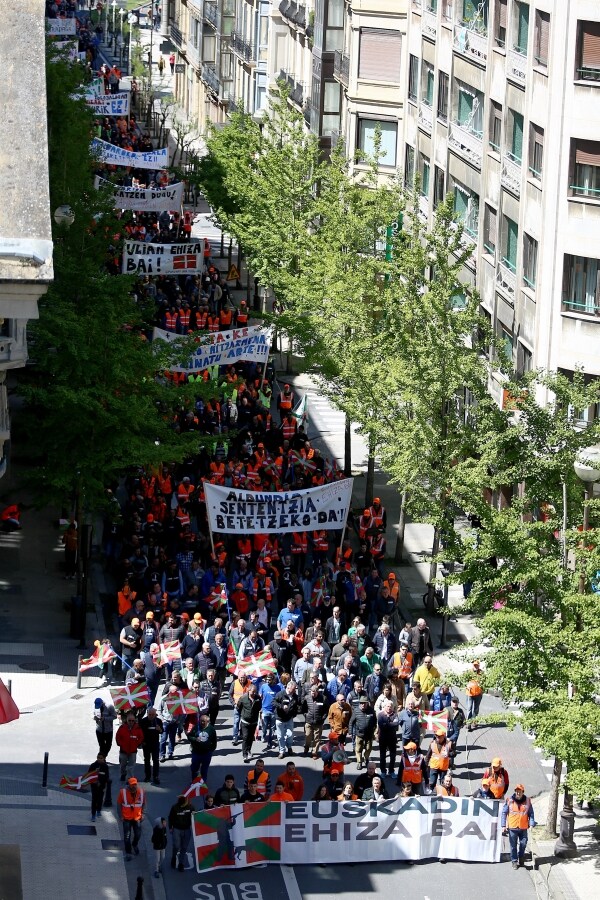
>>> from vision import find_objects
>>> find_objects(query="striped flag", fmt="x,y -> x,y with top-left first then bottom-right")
79,642 -> 117,672
226,642 -> 240,674
194,807 -> 237,872
418,709 -> 449,733
164,688 -> 200,715
243,800 -> 282,865
151,641 -> 181,666
110,682 -> 150,711
234,649 -> 277,679
182,776 -> 209,799
60,770 -> 99,791
291,393 -> 308,425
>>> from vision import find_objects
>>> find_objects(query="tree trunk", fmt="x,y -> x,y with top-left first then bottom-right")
364,446 -> 375,508
426,526 -> 440,615
394,490 -> 407,563
544,757 -> 562,837
344,414 -> 352,477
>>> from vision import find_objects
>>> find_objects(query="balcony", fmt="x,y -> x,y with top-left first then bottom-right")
508,49 -> 526,85
448,122 -> 483,168
333,50 -> 349,87
303,98 -> 311,126
225,93 -> 240,114
423,8 -> 437,40
278,69 -> 304,109
203,1 -> 221,31
453,24 -> 488,64
201,63 -> 220,95
278,0 -> 307,30
419,193 -> 430,219
418,101 -> 433,133
497,260 -> 516,299
230,33 -> 256,66
170,22 -> 184,50
186,40 -> 202,72
501,153 -> 521,196
412,0 -> 422,11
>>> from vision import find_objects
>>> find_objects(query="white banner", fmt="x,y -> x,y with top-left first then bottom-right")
204,479 -> 353,535
52,39 -> 78,61
92,138 -> 169,170
193,797 -> 502,871
95,177 -> 184,211
123,241 -> 204,275
86,93 -> 131,116
46,18 -> 77,36
153,325 -> 271,369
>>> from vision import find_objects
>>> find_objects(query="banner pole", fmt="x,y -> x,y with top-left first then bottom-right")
209,526 -> 216,562
337,520 -> 348,570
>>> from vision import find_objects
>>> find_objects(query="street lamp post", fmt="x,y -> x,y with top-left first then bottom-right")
111,0 -> 117,45
554,445 -> 600,858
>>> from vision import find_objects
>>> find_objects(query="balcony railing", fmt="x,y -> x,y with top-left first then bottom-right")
423,9 -> 437,39
203,2 -> 221,31
186,40 -> 202,71
562,296 -> 600,317
496,260 -> 517,298
419,193 -> 430,218
501,153 -> 521,196
453,24 -> 488,63
201,63 -> 220,95
412,0 -> 422,11
448,122 -> 483,168
303,98 -> 311,125
279,1 -> 307,29
278,69 -> 304,109
224,92 -> 239,114
508,49 -> 526,84
577,66 -> 600,82
418,101 -> 433,133
170,22 -> 184,49
333,50 -> 349,86
230,33 -> 256,65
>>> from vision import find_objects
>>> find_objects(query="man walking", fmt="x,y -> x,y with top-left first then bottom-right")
274,681 -> 300,758
116,713 -> 144,782
168,794 -> 195,872
141,707 -> 163,785
118,777 -> 146,861
237,682 -> 262,763
502,784 -> 536,869
93,697 -> 117,757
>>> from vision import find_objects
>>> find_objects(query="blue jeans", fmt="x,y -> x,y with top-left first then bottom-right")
261,711 -> 275,747
232,707 -> 241,742
160,722 -> 178,757
508,828 -> 528,862
191,752 -> 212,782
276,720 -> 294,753
171,827 -> 192,865
467,694 -> 482,723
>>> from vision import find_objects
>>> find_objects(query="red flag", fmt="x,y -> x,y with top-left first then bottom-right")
173,253 -> 199,270
60,770 -> 99,791
226,642 -> 239,674
0,678 -> 19,724
164,688 -> 199,715
235,649 -> 277,679
151,641 -> 181,666
110,682 -> 150,711
418,709 -> 448,732
182,775 -> 209,799
79,643 -> 117,672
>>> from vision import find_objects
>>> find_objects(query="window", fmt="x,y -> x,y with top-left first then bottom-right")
422,62 -> 434,105
534,10 -> 550,68
562,254 -> 600,315
325,0 -> 344,52
437,71 -> 449,120
489,100 -> 502,151
499,325 -> 514,362
358,119 -> 397,166
408,54 -> 419,101
570,139 -> 600,198
323,81 -> 341,137
405,144 -> 416,187
420,154 -> 431,196
434,166 -> 446,205
508,109 -> 524,163
462,0 -> 488,30
502,216 -> 519,272
514,2 -> 529,55
442,0 -> 453,22
529,124 -> 543,178
484,204 -> 497,256
577,21 -> 600,82
456,81 -> 483,135
452,181 -> 479,238
516,342 -> 533,376
495,0 -> 507,48
523,234 -> 538,288
359,29 -> 402,82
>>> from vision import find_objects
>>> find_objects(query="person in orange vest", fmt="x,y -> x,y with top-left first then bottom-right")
482,757 -> 510,798
236,537 -> 252,565
395,741 -> 427,793
253,568 -> 274,607
358,508 -> 374,542
219,305 -> 233,328
369,497 -> 387,529
436,772 -> 459,796
164,307 -> 178,332
290,531 -> 307,572
384,573 -> 400,603
389,642 -> 413,703
176,476 -> 194,503
281,413 -> 297,443
277,384 -> 294,422
207,311 -> 220,332
276,761 -> 304,800
425,728 -> 452,790
312,530 -> 329,564
236,300 -> 249,326
118,776 -> 146,861
157,467 -> 173,502
195,305 -> 209,330
231,582 -> 250,616
177,304 -> 192,334
465,659 -> 484,730
118,580 -> 136,623
268,781 -> 294,803
370,530 -> 386,571
501,784 -> 536,869
243,759 -> 272,797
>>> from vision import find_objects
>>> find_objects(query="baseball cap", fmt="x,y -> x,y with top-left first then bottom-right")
405,741 -> 417,750
515,784 -> 525,791
146,611 -> 154,619
128,777 -> 138,786
492,757 -> 502,767
94,698 -> 103,708
328,732 -> 339,741
482,778 -> 491,785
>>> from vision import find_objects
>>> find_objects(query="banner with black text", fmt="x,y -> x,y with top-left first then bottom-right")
152,325 -> 272,369
124,241 -> 204,275
92,138 -> 169,171
204,480 -> 353,535
95,177 -> 184,211
86,93 -> 131,116
46,18 -> 77,35
193,797 -> 502,871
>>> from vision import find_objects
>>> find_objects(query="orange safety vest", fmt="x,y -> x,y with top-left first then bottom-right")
237,307 -> 248,325
158,474 -> 173,495
237,539 -> 252,560
177,482 -> 194,501
466,678 -> 483,696
247,770 -> 269,796
506,798 -> 532,830
429,739 -> 450,770
176,506 -> 190,527
231,680 -> 249,704
313,530 -> 329,552
282,418 -> 297,441
253,577 -> 273,604
370,504 -> 385,527
359,514 -> 373,540
384,580 -> 400,602
178,310 -> 191,331
164,311 -> 178,331
401,754 -> 424,783
291,532 -> 307,554
391,650 -> 413,679
436,784 -> 459,796
118,787 -> 145,820
371,534 -> 385,557
208,315 -> 220,333
220,309 -> 233,328
196,311 -> 208,330
483,768 -> 507,798
279,393 -> 293,411
118,589 -> 136,616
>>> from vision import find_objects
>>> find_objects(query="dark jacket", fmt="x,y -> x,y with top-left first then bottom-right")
302,692 -> 327,725
141,714 -> 163,749
88,759 -> 109,789
410,625 -> 434,659
274,689 -> 300,722
168,800 -> 194,830
152,818 -> 168,849
214,785 -> 241,807
188,723 -> 217,755
349,707 -> 377,738
236,692 -> 262,725
398,708 -> 422,744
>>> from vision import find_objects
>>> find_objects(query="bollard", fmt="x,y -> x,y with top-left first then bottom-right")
135,876 -> 144,900
7,679 -> 11,696
42,751 -> 49,787
76,655 -> 83,690
104,777 -> 113,808
220,232 -> 224,258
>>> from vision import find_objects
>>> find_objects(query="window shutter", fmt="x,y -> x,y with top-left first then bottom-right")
575,140 -> 600,166
498,0 -> 507,28
487,206 -> 497,245
582,22 -> 600,68
536,12 -> 550,62
359,29 -> 402,81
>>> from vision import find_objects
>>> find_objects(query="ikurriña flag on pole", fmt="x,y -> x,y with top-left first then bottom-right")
60,770 -> 99,791
109,682 -> 150,710
182,776 -> 209,799
226,642 -> 240,674
79,642 -> 117,672
151,640 -> 181,666
164,688 -> 200,715
242,800 -> 282,864
194,807 -> 238,872
418,709 -> 449,732
234,649 -> 277,679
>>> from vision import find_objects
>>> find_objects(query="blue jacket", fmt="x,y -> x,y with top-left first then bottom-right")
431,688 -> 452,712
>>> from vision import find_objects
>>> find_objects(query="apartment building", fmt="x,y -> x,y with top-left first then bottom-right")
0,1 -> 53,478
404,0 -> 600,408
266,1 -> 314,129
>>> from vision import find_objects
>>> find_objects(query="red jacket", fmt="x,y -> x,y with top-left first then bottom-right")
116,722 -> 144,754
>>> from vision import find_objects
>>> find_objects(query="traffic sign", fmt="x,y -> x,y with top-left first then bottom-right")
226,264 -> 240,281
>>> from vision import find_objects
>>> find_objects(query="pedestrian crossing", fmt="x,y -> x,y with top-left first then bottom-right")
506,701 -> 561,782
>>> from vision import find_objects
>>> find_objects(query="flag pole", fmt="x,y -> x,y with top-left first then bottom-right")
208,525 -> 216,562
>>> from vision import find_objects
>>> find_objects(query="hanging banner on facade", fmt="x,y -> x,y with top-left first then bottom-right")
86,92 -> 131,116
123,241 -> 204,275
46,18 -> 77,36
204,479 -> 354,535
92,138 -> 169,171
95,177 -> 184,211
152,325 -> 272,369
193,797 -> 502,871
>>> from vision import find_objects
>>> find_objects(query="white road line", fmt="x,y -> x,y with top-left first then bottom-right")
281,865 -> 303,900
